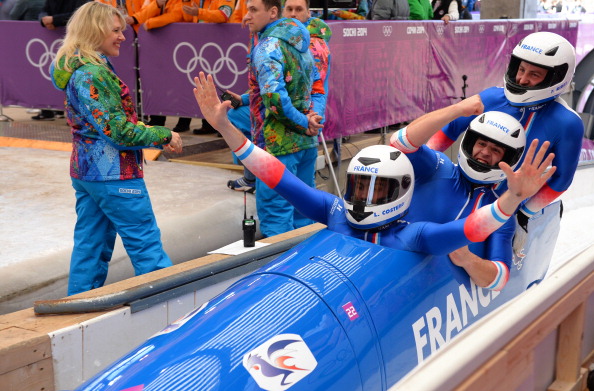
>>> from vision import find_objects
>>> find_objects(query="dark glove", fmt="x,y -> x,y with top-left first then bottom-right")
516,210 -> 529,232
513,210 -> 530,256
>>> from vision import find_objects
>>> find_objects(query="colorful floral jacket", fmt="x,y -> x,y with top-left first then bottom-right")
51,55 -> 172,181
306,17 -> 331,121
248,18 -> 321,157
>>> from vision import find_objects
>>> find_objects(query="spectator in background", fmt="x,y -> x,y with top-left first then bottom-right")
176,0 -> 235,134
225,0 -> 331,193
9,0 -> 44,20
39,0 -> 89,29
125,0 -> 188,131
458,0 -> 473,18
125,0 -> 183,31
538,0 -> 557,13
96,0 -> 150,31
571,0 -> 586,13
330,0 -> 369,19
32,0 -> 89,120
370,0 -> 409,19
229,0 -> 247,21
0,0 -> 17,19
237,0 -> 324,237
432,0 -> 460,24
309,0 -> 369,19
407,0 -> 432,19
552,0 -> 565,12
192,0 -> 248,136
181,0 -> 234,22
51,1 -> 182,294
461,0 -> 475,11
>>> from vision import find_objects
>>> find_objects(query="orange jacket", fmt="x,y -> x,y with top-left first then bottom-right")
229,0 -> 247,23
182,0 -> 235,23
95,0 -> 149,15
132,0 -> 184,30
95,0 -> 150,31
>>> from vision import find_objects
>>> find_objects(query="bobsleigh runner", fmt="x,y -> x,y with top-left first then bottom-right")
76,202 -> 562,391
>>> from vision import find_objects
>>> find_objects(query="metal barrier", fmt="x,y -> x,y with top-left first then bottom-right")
33,231 -> 317,315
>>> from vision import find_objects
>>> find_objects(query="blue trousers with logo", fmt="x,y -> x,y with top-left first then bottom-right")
256,147 -> 317,237
69,178 -> 172,295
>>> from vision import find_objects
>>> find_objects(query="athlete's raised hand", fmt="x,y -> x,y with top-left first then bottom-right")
393,94 -> 484,149
193,72 -> 246,151
498,139 -> 556,215
193,72 -> 233,132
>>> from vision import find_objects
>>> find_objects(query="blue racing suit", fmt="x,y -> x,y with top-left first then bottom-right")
233,139 -> 515,255
428,87 -> 583,218
228,104 -> 252,167
391,137 -> 514,290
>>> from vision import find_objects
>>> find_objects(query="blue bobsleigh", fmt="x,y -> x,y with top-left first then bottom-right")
76,203 -> 561,391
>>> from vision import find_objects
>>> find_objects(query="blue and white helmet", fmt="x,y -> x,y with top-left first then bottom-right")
458,111 -> 526,184
504,31 -> 576,106
344,145 -> 414,230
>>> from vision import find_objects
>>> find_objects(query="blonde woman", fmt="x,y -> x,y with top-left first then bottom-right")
51,1 -> 182,295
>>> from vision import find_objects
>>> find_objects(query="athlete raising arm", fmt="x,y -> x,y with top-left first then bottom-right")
391,95 -> 524,290
193,72 -> 555,257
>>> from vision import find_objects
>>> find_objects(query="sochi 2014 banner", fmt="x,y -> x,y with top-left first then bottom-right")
0,19 -> 582,141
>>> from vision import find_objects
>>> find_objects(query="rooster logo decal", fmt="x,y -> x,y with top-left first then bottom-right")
243,333 -> 318,390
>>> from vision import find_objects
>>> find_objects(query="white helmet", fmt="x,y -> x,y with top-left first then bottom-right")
344,145 -> 414,230
504,31 -> 576,106
458,111 -> 526,184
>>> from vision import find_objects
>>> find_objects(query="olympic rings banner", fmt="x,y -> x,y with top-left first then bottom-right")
0,21 -> 136,110
0,19 -> 583,140
138,23 -> 249,118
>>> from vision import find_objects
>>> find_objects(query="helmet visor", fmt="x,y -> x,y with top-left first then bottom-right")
344,175 -> 403,206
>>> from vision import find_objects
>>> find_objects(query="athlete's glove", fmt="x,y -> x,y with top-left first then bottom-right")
512,210 -> 530,256
516,210 -> 529,232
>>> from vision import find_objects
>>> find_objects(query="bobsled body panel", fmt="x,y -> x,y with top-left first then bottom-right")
78,209 -> 560,391
81,271 -> 365,390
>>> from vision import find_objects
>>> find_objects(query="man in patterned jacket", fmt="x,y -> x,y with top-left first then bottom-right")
240,0 -> 324,237
283,0 -> 331,118
226,0 -> 331,196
